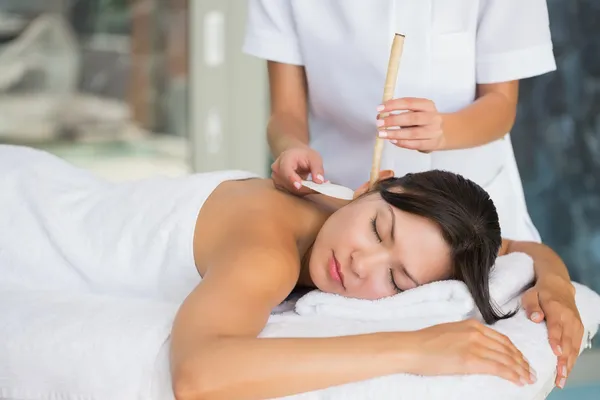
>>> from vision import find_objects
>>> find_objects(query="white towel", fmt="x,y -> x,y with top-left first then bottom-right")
0,288 -> 180,400
1,253 -> 599,400
294,252 -> 535,321
262,282 -> 600,400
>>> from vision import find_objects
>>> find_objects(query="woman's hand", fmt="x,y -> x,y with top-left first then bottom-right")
271,145 -> 326,196
376,97 -> 446,152
521,278 -> 584,389
407,319 -> 536,386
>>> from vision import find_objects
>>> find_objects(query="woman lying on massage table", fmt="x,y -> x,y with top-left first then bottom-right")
171,169 -> 582,400
0,146 -> 579,399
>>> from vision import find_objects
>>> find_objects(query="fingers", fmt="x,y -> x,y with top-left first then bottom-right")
478,325 -> 529,370
547,318 -> 563,358
306,153 -> 325,184
466,321 -> 535,386
379,97 -> 436,113
521,289 -> 545,323
377,111 -> 441,130
477,350 -> 535,387
569,321 -> 584,372
546,317 -> 567,388
389,138 -> 438,152
378,127 -> 436,141
556,318 -> 584,388
275,158 -> 305,190
271,148 -> 327,195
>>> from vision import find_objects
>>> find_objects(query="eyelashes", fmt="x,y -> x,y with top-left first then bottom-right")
372,216 -> 401,292
389,269 -> 402,293
371,216 -> 382,243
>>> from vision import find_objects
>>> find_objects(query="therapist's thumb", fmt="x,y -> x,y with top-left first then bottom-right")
521,288 -> 545,323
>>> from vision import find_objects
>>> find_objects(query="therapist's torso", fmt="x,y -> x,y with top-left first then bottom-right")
244,0 -> 556,240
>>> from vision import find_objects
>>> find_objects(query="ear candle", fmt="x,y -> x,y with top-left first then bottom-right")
369,33 -> 405,189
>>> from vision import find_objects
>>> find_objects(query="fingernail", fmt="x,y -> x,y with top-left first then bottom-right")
377,105 -> 385,112
562,366 -> 567,377
559,377 -> 566,388
293,181 -> 302,190
530,372 -> 537,383
531,312 -> 540,321
530,367 -> 537,378
378,131 -> 387,138
376,120 -> 384,127
557,345 -> 563,355
316,174 -> 324,182
519,377 -> 527,386
390,140 -> 398,144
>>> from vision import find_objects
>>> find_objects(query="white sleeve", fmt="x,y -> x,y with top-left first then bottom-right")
476,0 -> 556,83
242,0 -> 304,66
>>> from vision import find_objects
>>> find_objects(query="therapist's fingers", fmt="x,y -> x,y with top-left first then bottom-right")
377,111 -> 441,130
389,138 -> 439,153
379,97 -> 436,113
272,158 -> 310,194
520,288 -> 545,323
306,152 -> 325,184
378,127 -> 439,141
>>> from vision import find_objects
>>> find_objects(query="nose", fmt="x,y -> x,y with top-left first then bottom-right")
349,248 -> 391,280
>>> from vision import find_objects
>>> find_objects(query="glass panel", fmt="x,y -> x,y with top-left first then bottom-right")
512,0 -> 600,349
0,0 -> 191,181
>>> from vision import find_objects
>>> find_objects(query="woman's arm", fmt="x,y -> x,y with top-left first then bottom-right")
170,223 -> 410,400
266,61 -> 310,157
171,222 -> 530,400
441,81 -> 519,150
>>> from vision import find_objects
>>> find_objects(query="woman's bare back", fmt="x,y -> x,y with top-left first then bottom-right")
191,177 -> 329,280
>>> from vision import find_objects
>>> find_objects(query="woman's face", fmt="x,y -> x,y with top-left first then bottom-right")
309,193 -> 453,299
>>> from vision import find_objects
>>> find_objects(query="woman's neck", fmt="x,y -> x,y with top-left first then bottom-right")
294,196 -> 345,288
297,242 -> 315,287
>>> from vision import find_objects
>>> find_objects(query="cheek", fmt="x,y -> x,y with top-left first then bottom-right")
351,278 -> 396,300
322,209 -> 361,244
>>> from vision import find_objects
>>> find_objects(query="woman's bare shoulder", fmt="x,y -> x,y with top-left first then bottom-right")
192,178 -> 313,276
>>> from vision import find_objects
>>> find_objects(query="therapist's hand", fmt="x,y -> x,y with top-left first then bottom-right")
521,278 -> 584,389
271,145 -> 326,196
376,97 -> 446,152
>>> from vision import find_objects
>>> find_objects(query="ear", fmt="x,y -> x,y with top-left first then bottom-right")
377,169 -> 395,181
352,170 -> 395,199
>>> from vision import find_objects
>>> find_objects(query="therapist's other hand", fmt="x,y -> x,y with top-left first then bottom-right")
376,97 -> 446,152
271,146 -> 326,196
521,279 -> 583,389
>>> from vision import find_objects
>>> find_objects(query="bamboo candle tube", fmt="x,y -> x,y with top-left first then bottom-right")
369,33 -> 405,188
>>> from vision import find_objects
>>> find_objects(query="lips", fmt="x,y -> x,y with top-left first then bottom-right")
329,252 -> 345,288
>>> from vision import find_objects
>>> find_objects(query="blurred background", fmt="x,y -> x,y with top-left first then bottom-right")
0,0 -> 597,398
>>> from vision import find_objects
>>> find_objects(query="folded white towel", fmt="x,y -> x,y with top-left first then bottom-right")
295,252 -> 535,321
262,282 -> 600,400
2,253 -> 598,400
0,288 -> 180,400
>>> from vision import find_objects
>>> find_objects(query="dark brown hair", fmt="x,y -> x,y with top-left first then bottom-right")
373,170 -> 512,324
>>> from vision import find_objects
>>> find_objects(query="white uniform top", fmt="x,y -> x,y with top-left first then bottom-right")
243,0 -> 556,242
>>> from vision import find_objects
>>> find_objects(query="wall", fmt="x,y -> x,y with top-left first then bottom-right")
512,0 -> 600,299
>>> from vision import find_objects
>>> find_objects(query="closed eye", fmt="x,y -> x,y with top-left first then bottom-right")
389,269 -> 402,293
371,216 -> 382,243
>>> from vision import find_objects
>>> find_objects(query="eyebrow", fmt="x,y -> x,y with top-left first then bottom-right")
387,205 -> 396,242
387,205 -> 420,287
